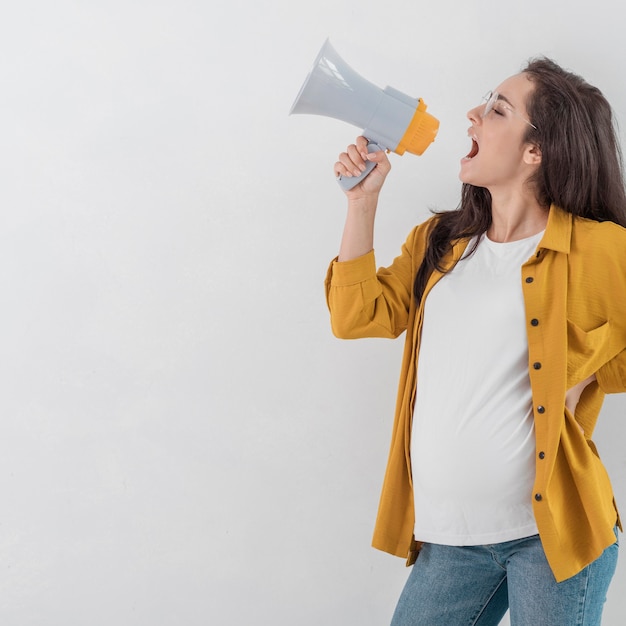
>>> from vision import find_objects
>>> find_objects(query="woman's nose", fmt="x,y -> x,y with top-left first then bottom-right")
467,104 -> 483,124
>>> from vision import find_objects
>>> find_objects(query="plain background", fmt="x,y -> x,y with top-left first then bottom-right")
1,1 -> 625,624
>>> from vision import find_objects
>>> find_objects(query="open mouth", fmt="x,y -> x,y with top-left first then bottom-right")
465,138 -> 479,159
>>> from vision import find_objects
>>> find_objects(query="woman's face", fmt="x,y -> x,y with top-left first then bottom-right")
459,72 -> 539,191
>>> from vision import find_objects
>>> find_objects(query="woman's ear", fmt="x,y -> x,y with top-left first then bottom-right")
524,143 -> 542,166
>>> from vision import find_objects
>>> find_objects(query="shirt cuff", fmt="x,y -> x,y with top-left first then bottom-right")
328,250 -> 377,286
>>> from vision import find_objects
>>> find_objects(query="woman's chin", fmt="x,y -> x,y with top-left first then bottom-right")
459,158 -> 476,184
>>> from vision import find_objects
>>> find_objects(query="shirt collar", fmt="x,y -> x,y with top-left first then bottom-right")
538,204 -> 572,254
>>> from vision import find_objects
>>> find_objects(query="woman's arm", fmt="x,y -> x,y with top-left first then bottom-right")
334,136 -> 391,261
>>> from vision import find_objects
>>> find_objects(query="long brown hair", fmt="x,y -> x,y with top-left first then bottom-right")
413,58 -> 626,303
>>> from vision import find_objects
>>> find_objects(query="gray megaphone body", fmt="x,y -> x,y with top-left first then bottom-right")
289,39 -> 439,190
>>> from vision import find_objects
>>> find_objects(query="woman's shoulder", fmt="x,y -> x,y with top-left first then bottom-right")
571,216 -> 626,260
572,217 -> 626,243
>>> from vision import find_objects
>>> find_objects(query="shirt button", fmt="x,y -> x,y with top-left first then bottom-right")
535,493 -> 543,501
537,405 -> 545,414
533,362 -> 542,370
538,451 -> 545,459
525,277 -> 534,283
530,318 -> 539,326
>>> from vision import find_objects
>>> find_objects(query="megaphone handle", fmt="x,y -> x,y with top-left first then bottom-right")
337,141 -> 385,191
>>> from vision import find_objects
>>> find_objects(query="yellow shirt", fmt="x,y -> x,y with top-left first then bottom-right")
325,204 -> 626,582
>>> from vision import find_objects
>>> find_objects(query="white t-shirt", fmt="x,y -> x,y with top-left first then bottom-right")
411,230 -> 544,545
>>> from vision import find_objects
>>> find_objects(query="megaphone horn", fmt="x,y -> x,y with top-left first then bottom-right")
289,39 -> 439,190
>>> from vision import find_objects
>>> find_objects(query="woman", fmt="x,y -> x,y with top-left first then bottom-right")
326,58 -> 626,624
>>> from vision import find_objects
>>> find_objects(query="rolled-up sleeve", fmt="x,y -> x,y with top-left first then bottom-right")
597,348 -> 626,393
324,223 -> 429,340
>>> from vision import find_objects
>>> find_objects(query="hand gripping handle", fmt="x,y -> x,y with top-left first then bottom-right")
336,141 -> 384,191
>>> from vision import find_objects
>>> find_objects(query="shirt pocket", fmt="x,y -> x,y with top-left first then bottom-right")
567,319 -> 611,384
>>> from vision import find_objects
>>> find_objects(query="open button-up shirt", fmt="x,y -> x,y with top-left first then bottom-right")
325,204 -> 626,582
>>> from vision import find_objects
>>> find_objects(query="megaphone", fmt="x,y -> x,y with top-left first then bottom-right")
289,39 -> 439,190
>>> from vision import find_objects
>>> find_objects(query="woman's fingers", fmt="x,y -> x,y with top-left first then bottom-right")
334,137 -> 391,195
335,143 -> 367,177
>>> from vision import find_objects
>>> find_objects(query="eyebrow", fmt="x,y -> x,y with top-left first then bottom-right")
496,93 -> 516,109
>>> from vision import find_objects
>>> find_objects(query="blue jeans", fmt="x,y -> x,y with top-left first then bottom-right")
390,531 -> 618,625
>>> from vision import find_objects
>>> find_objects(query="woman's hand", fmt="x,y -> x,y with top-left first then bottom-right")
565,374 -> 597,425
334,136 -> 391,198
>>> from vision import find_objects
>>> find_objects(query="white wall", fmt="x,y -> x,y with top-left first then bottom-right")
0,1 -> 625,624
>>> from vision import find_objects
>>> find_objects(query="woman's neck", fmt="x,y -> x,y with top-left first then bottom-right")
488,194 -> 548,243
